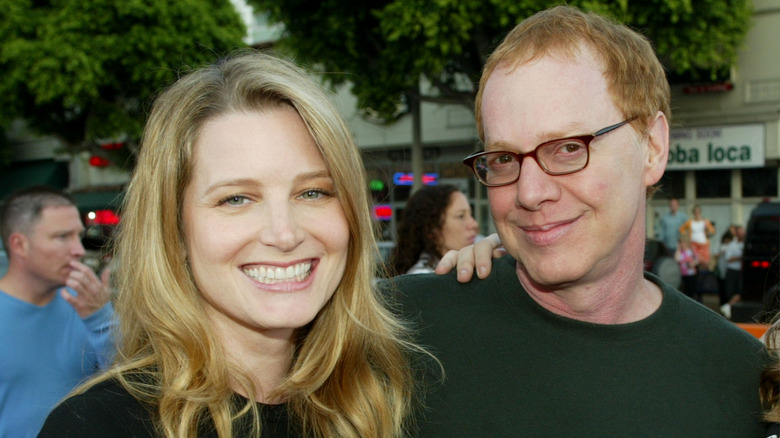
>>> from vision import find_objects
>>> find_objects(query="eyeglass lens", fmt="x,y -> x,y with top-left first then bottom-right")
473,138 -> 589,186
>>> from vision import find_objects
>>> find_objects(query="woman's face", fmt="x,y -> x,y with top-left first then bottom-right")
182,107 -> 349,341
437,191 -> 479,256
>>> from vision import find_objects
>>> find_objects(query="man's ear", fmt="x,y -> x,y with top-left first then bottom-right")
643,111 -> 669,187
8,232 -> 29,259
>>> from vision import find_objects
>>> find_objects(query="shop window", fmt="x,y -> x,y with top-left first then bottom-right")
655,170 -> 686,199
742,167 -> 778,198
695,169 -> 731,198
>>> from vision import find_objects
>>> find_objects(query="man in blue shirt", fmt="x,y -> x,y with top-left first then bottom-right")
658,198 -> 688,252
0,186 -> 115,438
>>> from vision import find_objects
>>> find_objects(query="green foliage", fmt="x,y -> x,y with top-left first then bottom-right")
0,0 -> 247,160
248,0 -> 752,121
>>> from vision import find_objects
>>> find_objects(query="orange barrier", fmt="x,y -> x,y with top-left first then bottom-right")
735,323 -> 770,339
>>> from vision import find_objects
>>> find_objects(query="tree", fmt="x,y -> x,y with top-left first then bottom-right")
248,0 -> 752,121
0,0 -> 247,166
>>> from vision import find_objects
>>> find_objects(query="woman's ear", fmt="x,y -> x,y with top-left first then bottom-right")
643,111 -> 669,188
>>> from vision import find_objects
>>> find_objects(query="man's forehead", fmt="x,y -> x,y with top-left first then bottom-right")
33,205 -> 83,231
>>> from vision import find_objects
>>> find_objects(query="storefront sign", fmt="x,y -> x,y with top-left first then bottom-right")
667,124 -> 765,170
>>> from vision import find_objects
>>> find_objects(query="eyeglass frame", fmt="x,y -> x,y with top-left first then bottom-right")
462,118 -> 637,187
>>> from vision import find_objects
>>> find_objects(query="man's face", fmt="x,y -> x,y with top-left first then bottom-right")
479,48 -> 666,289
670,199 -> 679,213
22,205 -> 85,287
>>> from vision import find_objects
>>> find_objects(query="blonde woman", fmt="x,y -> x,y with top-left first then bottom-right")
39,51 -> 418,437
762,312 -> 780,437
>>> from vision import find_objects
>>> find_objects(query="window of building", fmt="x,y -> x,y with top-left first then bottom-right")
696,169 -> 731,198
742,167 -> 778,198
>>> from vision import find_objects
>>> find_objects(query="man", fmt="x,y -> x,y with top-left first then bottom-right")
658,198 -> 688,252
394,6 -> 768,436
0,186 -> 115,438
721,225 -> 745,318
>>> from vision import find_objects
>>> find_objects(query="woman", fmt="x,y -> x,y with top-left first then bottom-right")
387,185 -> 478,276
678,204 -> 716,270
674,235 -> 699,301
761,313 -> 780,437
38,52 -> 418,437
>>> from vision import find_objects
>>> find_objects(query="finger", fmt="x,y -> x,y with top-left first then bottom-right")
100,266 -> 111,285
60,287 -> 76,305
70,260 -> 100,283
453,246 -> 477,283
68,262 -> 103,295
473,234 -> 501,279
491,247 -> 508,258
435,250 -> 459,275
456,264 -> 476,283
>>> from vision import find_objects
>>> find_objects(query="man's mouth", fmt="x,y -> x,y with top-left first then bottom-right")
243,261 -> 313,285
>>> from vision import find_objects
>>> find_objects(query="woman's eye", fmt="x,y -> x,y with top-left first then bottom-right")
300,189 -> 330,200
221,195 -> 249,206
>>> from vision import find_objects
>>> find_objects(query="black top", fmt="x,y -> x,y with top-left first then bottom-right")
38,378 -> 298,437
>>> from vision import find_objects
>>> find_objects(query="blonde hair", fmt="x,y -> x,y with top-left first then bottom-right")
78,51 -> 416,437
761,306 -> 780,423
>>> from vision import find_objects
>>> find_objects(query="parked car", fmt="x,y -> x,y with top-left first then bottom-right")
741,201 -> 779,321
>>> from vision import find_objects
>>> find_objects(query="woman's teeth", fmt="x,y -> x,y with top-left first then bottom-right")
243,261 -> 312,284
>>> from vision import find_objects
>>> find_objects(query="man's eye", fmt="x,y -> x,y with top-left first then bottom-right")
556,142 -> 585,154
488,153 -> 517,167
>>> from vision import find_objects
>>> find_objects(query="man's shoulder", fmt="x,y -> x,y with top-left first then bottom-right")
671,292 -> 764,350
387,255 -> 515,293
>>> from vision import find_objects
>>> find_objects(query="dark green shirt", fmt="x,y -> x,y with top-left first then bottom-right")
393,256 -> 769,437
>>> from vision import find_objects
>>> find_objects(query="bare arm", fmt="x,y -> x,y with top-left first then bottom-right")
435,233 -> 505,282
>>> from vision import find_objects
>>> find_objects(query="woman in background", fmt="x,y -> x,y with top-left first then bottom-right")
675,235 -> 700,301
39,51 -> 418,438
387,185 -> 478,276
678,204 -> 716,271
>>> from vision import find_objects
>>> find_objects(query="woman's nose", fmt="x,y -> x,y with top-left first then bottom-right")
257,202 -> 305,252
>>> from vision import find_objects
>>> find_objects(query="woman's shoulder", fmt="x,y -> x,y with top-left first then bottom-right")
38,377 -> 156,437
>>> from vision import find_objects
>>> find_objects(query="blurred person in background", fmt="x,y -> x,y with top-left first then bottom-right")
0,185 -> 114,438
658,198 -> 687,253
720,224 -> 745,319
675,235 -> 700,301
387,184 -> 478,276
716,230 -> 734,313
38,51 -> 420,438
679,204 -> 716,271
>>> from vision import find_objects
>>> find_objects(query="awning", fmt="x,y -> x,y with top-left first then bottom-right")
0,160 -> 69,201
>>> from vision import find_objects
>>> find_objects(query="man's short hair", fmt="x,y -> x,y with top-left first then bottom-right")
0,186 -> 76,250
475,5 -> 670,141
